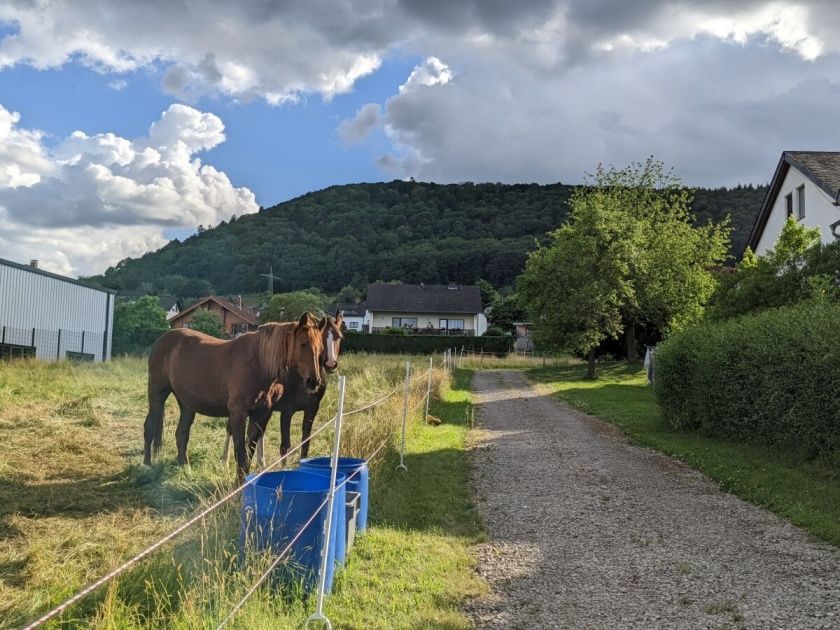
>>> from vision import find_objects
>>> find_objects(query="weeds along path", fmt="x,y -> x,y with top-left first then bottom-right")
466,370 -> 840,629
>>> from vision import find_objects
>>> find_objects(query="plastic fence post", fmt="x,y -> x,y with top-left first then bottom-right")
305,374 -> 346,630
397,361 -> 410,471
424,356 -> 433,423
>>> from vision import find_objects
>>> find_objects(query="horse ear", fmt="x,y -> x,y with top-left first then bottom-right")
319,316 -> 328,330
335,312 -> 344,325
298,312 -> 312,328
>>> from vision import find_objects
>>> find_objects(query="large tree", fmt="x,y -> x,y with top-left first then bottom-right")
112,296 -> 168,355
189,308 -> 226,338
519,158 -> 730,375
261,291 -> 327,323
519,187 -> 630,378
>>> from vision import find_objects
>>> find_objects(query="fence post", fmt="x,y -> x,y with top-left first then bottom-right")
81,330 -> 85,354
459,345 -> 464,368
424,356 -> 433,423
397,360 -> 410,472
31,327 -> 35,348
1,325 -> 5,343
304,374 -> 346,630
56,329 -> 62,360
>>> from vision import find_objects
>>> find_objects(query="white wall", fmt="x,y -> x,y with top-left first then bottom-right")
0,261 -> 115,361
342,315 -> 365,331
756,166 -> 840,255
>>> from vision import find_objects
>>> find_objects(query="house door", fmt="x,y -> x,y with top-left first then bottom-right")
439,318 -> 448,334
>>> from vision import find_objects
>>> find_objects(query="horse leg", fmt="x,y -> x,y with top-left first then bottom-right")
222,428 -> 231,464
300,405 -> 319,459
174,399 -> 196,471
230,410 -> 249,483
247,410 -> 270,469
279,409 -> 293,465
144,383 -> 170,466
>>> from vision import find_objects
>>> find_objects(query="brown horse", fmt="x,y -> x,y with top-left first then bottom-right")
144,313 -> 324,481
225,314 -> 344,466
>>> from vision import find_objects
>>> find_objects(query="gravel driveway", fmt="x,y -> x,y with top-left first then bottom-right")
466,370 -> 840,629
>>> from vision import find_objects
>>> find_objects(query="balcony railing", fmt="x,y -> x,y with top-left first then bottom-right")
371,327 -> 475,336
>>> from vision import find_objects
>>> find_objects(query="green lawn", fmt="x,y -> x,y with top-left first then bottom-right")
528,362 -> 840,547
314,367 -> 486,629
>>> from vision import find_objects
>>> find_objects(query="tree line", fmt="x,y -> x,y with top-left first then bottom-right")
88,180 -> 766,297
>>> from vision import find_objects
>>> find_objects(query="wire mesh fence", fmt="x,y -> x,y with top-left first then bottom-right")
0,323 -> 108,362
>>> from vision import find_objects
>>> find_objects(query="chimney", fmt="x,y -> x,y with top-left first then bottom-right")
29,259 -> 38,269
238,295 -> 243,309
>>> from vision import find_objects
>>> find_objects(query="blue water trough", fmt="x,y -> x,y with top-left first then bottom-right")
299,456 -> 370,532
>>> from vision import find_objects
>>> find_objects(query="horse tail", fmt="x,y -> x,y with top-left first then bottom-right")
144,334 -> 172,463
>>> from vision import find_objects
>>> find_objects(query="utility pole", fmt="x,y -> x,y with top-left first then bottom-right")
260,266 -> 276,297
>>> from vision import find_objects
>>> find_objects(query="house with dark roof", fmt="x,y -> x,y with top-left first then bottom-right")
169,295 -> 259,337
325,302 -> 367,331
363,283 -> 487,335
747,151 -> 840,255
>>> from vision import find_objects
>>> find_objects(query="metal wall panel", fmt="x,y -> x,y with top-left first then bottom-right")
0,261 -> 115,361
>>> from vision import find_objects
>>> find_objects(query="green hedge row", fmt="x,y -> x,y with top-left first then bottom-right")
654,301 -> 840,467
342,332 -> 513,355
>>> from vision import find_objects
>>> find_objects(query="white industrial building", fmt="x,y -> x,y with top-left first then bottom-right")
0,257 -> 116,362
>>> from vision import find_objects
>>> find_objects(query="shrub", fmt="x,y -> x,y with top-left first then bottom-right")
343,332 -> 512,355
654,301 -> 840,467
382,327 -> 408,335
483,325 -> 506,337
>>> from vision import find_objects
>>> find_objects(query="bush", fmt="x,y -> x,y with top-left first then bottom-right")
343,333 -> 512,355
382,327 -> 408,335
654,301 -> 840,467
483,325 -> 506,336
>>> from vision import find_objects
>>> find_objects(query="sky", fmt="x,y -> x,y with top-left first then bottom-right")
2,1 -> 840,277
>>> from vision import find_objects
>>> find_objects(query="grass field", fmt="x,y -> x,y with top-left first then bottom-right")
0,355 -> 485,628
529,362 -> 840,547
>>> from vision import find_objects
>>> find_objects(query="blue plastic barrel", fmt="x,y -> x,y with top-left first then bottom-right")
305,470 -> 347,566
240,470 -> 338,594
299,457 -> 370,532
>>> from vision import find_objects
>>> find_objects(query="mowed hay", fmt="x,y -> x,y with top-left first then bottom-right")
0,353 -> 445,628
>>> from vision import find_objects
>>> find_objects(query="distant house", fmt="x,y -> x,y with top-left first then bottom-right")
169,295 -> 259,337
0,257 -> 115,361
364,283 -> 487,335
326,302 -> 367,332
747,151 -> 840,255
159,296 -> 184,321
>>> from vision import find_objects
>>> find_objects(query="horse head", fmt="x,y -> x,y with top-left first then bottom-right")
319,312 -> 344,373
291,312 -> 325,392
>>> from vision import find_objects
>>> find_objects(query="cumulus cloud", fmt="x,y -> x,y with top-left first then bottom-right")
0,103 -> 257,275
337,103 -> 383,145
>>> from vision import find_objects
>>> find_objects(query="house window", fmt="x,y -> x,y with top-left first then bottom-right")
797,185 -> 805,220
391,317 -> 417,329
348,321 -> 359,329
449,319 -> 465,330
785,193 -> 793,218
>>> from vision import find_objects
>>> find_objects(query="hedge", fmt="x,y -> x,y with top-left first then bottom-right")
654,301 -> 840,467
342,332 -> 513,355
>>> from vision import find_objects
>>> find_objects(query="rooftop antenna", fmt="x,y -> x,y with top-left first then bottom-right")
260,266 -> 277,296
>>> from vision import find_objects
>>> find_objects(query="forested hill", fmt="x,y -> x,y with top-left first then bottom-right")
93,181 -> 767,295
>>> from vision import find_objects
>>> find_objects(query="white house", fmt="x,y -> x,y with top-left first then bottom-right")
0,257 -> 116,361
330,302 -> 366,332
747,151 -> 840,255
363,283 -> 488,335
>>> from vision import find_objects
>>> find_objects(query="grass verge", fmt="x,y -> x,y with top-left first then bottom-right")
315,367 -> 486,629
528,362 -> 840,547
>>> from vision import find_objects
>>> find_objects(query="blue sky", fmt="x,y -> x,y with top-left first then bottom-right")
2,1 -> 840,275
0,56 -> 416,208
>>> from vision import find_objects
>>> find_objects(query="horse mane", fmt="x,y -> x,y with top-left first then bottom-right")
257,322 -> 296,380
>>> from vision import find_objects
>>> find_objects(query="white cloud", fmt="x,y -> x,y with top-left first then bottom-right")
399,56 -> 453,92
108,78 -> 128,91
0,103 -> 257,276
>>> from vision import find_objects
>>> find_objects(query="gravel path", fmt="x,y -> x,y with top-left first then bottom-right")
466,370 -> 840,630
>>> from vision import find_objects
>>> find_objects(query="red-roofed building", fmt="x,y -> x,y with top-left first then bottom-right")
169,295 -> 259,337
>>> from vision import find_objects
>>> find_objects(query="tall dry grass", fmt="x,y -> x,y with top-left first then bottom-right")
0,352 -> 445,628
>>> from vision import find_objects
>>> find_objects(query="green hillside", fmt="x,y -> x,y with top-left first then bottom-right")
93,181 -> 767,295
